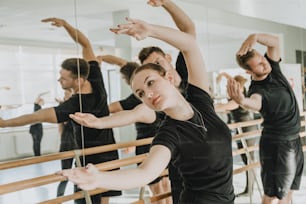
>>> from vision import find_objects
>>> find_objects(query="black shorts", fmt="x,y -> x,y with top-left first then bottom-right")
259,137 -> 304,199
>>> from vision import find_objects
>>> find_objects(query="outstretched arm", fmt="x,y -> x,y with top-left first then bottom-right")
214,100 -> 239,113
110,18 -> 209,93
70,103 -> 156,129
41,18 -> 96,61
0,107 -> 57,128
59,145 -> 171,190
148,0 -> 196,36
237,33 -> 280,61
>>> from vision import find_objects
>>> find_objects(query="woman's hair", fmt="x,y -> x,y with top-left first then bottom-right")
130,63 -> 166,84
234,75 -> 247,87
120,62 -> 140,85
61,58 -> 89,79
236,49 -> 256,71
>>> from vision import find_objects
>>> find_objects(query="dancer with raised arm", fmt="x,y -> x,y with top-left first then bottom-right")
59,16 -> 235,204
228,33 -> 304,204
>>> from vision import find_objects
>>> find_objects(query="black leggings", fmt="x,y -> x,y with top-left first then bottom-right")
31,133 -> 43,156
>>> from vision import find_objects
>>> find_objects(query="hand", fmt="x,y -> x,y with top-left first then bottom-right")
236,34 -> 257,56
69,112 -> 98,128
41,17 -> 66,27
35,97 -> 45,106
0,86 -> 11,90
227,78 -> 245,104
110,17 -> 151,41
147,0 -> 168,7
57,164 -> 100,191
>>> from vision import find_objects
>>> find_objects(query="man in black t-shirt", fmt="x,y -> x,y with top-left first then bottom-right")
0,18 -> 121,204
228,33 -> 304,204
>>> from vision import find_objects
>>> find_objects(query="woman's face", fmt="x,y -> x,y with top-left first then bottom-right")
131,69 -> 176,111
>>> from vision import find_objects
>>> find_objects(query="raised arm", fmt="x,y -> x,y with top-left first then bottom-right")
60,144 -> 171,190
96,55 -> 127,67
110,18 -> 209,93
69,103 -> 156,129
216,72 -> 233,83
237,33 -> 280,61
41,18 -> 96,61
148,0 -> 196,36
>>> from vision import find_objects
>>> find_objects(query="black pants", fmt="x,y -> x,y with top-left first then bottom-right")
31,133 -> 43,156
57,158 -> 74,196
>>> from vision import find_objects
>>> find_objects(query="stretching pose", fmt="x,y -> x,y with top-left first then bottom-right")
59,15 -> 235,204
97,54 -> 171,204
0,17 -> 122,204
71,1 -> 193,203
228,33 -> 304,204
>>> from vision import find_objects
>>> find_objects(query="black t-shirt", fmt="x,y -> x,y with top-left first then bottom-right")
152,84 -> 234,203
248,54 -> 300,139
54,61 -> 118,163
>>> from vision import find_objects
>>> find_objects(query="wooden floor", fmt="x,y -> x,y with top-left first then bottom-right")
1,149 -> 306,204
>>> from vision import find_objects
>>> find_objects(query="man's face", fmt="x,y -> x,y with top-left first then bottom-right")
58,69 -> 77,90
246,52 -> 272,80
142,52 -> 173,73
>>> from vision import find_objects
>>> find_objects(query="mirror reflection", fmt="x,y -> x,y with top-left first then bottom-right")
0,0 -> 306,203
0,1 -> 305,161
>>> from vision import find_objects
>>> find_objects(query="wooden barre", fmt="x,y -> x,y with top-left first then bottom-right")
227,118 -> 263,129
38,188 -> 108,204
0,137 -> 153,170
232,145 -> 259,156
39,170 -> 169,204
131,191 -> 172,204
0,154 -> 147,195
232,130 -> 262,141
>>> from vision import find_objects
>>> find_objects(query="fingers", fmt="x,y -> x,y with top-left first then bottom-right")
41,17 -> 57,23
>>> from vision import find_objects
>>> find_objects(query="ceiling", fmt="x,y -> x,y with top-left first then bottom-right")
0,0 -> 305,50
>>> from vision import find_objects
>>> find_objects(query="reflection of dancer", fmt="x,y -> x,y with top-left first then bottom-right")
56,89 -> 79,197
61,14 -> 235,204
29,94 -> 45,156
215,73 -> 259,196
40,17 -> 121,204
228,33 -> 304,204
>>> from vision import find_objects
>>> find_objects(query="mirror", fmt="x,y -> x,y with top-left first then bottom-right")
0,0 -> 305,160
